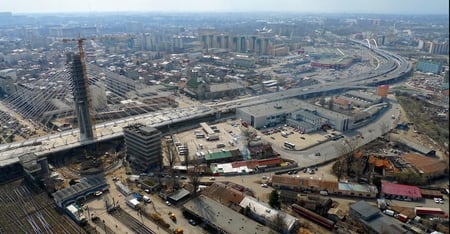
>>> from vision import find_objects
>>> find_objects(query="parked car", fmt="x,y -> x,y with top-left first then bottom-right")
188,219 -> 197,226
434,198 -> 444,204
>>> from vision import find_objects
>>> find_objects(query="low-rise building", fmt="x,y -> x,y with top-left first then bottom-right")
271,175 -> 378,198
349,200 -> 410,234
381,181 -> 422,201
182,195 -> 272,234
239,196 -> 299,234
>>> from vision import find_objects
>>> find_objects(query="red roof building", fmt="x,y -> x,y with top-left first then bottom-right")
381,181 -> 422,200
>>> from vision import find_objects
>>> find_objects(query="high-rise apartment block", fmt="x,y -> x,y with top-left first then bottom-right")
429,41 -> 449,55
124,123 -> 162,173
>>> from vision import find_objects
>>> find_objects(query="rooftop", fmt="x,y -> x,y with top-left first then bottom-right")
239,196 -> 298,232
183,195 -> 271,234
350,200 -> 380,221
338,182 -> 378,193
168,188 -> 190,202
381,181 -> 422,199
205,151 -> 233,161
401,153 -> 447,174
53,176 -> 109,207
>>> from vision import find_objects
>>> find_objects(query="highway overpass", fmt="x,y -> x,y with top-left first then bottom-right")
0,40 -> 412,169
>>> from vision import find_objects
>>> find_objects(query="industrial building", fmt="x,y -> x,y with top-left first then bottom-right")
271,175 -> 378,198
52,176 -> 109,208
182,195 -> 272,234
239,196 -> 299,234
123,123 -> 162,173
236,98 -> 354,132
381,181 -> 422,201
349,200 -> 409,234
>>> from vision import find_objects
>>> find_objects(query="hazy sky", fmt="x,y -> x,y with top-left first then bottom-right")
1,0 -> 449,15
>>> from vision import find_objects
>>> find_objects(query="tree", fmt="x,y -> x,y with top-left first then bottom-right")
271,212 -> 287,233
69,179 -> 77,186
241,125 -> 257,147
163,137 -> 178,189
396,170 -> 427,185
332,159 -> 345,181
243,205 -> 251,217
328,97 -> 334,110
372,177 -> 382,190
333,137 -> 361,178
188,161 -> 201,197
269,190 -> 280,209
351,156 -> 366,182
319,97 -> 326,107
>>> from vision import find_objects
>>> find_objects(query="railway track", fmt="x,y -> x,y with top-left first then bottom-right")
110,207 -> 156,234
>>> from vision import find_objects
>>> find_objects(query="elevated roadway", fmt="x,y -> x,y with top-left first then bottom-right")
0,40 -> 412,167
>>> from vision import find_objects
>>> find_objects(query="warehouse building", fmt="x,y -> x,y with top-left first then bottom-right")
271,175 -> 378,198
182,195 -> 272,234
349,200 -> 408,234
381,181 -> 422,201
236,99 -> 354,131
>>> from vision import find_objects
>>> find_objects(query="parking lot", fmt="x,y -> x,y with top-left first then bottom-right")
258,124 -> 340,151
172,120 -> 245,164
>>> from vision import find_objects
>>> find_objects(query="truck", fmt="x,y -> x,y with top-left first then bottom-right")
397,213 -> 408,222
168,212 -> 177,222
206,134 -> 219,141
383,209 -> 395,217
414,207 -> 447,217
126,198 -> 140,210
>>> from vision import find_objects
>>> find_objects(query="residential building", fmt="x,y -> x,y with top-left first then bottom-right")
416,60 -> 442,74
429,41 -> 449,55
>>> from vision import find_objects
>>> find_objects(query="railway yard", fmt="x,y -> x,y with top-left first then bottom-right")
0,180 -> 84,234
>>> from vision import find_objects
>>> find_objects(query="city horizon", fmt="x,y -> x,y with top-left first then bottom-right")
1,0 -> 449,15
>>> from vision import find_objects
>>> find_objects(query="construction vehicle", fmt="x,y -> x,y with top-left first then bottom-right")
168,212 -> 177,222
173,228 -> 183,234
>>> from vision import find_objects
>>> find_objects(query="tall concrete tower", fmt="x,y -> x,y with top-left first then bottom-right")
67,53 -> 95,142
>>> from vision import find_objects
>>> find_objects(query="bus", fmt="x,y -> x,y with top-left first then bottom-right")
284,141 -> 295,149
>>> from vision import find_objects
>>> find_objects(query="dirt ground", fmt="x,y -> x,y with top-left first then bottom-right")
394,97 -> 447,160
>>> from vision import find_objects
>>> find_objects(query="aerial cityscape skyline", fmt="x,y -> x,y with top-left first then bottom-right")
1,0 -> 449,15
0,5 -> 448,234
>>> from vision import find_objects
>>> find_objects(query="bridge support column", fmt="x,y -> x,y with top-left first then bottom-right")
215,111 -> 221,120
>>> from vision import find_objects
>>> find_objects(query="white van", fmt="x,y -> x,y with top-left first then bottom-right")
383,209 -> 395,216
143,195 -> 151,203
319,190 -> 328,196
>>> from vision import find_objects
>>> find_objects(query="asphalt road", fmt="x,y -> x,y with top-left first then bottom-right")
268,98 -> 400,168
